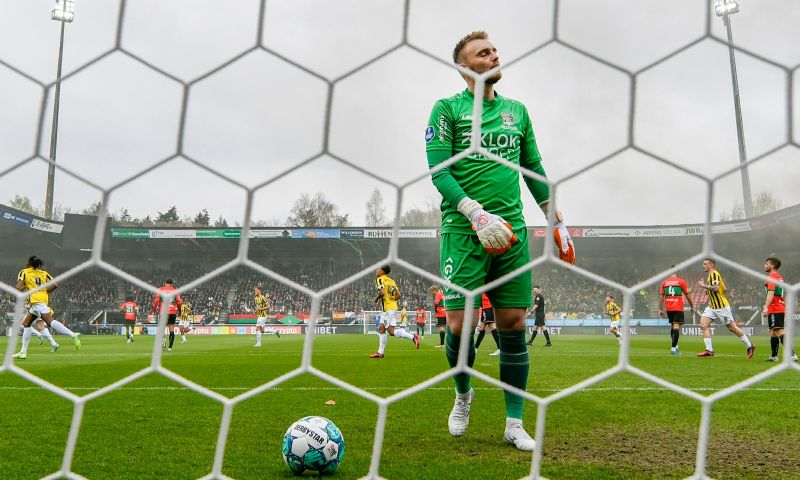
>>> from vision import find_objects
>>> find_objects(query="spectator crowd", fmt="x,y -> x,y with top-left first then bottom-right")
2,258 -> 797,325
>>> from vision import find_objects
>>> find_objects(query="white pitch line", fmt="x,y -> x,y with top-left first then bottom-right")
4,351 -> 758,357
0,386 -> 798,392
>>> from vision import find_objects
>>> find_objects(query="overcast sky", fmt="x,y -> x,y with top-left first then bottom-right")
1,0 -> 798,227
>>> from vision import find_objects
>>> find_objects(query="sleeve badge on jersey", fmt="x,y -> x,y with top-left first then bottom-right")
425,126 -> 435,143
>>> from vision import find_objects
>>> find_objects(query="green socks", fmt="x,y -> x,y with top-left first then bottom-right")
445,326 -> 475,394
499,330 -> 529,419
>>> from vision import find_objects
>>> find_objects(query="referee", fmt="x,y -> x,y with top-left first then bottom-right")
527,286 -> 551,347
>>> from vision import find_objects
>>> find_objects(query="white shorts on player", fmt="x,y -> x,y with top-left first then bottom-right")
178,320 -> 191,329
256,316 -> 268,328
379,310 -> 398,328
609,320 -> 620,331
29,303 -> 50,316
701,306 -> 735,325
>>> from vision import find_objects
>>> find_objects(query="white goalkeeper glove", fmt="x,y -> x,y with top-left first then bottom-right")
457,198 -> 517,255
553,210 -> 575,264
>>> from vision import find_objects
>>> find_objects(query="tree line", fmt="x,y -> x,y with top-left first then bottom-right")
6,188 -> 442,228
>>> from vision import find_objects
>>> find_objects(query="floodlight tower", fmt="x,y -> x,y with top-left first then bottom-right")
714,0 -> 753,218
44,0 -> 75,220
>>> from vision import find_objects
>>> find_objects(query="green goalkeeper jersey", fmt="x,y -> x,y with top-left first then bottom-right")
426,89 -> 549,234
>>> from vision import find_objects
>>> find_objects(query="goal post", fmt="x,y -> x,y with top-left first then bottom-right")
361,310 -> 432,335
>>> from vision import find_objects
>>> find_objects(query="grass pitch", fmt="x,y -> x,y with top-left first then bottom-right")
1,333 -> 799,479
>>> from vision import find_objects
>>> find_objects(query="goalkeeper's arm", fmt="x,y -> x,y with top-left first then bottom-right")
518,109 -> 576,264
428,150 -> 517,254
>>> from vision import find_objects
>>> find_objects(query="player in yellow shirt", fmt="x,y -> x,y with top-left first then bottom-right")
178,302 -> 193,344
253,286 -> 280,348
696,258 -> 755,358
369,265 -> 420,358
13,256 -> 81,360
604,295 -> 623,345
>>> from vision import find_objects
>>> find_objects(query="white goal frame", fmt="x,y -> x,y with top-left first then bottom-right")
362,310 -> 433,335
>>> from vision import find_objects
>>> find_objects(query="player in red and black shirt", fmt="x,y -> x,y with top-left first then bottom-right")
430,286 -> 447,348
152,279 -> 183,351
415,307 -> 427,338
762,257 -> 795,362
659,269 -> 694,355
475,293 -> 500,355
120,296 -> 139,343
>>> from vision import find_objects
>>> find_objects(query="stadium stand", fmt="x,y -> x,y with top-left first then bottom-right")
1,204 -> 798,331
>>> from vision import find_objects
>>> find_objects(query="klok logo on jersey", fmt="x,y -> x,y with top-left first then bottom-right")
460,131 -> 519,148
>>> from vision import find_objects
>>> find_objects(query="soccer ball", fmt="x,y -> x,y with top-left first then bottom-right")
282,416 -> 345,475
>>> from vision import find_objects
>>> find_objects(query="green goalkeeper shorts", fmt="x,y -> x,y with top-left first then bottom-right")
440,228 -> 532,310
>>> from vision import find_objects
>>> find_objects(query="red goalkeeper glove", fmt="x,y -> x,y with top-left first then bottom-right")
458,198 -> 517,255
553,211 -> 575,264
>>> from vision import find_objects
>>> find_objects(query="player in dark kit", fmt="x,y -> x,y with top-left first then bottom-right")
153,279 -> 183,352
658,269 -> 694,355
475,293 -> 501,355
527,286 -> 551,347
430,286 -> 447,348
415,307 -> 426,338
120,296 -> 139,343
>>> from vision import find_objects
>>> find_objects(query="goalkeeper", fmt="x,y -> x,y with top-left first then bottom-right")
425,31 -> 574,452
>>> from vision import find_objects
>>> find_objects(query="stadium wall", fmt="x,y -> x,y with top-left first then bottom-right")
113,324 -> 772,337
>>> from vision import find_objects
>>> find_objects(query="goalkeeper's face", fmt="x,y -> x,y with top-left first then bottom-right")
460,39 -> 502,84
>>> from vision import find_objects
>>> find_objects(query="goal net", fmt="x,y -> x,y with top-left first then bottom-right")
362,310 -> 433,335
2,1 -> 798,480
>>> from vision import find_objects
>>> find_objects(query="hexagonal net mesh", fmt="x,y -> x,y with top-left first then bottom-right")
1,1 -> 799,479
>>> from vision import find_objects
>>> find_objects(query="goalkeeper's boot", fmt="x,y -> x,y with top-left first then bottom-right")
73,333 -> 82,350
448,389 -> 474,437
12,351 -> 27,360
50,344 -> 60,353
503,421 -> 536,452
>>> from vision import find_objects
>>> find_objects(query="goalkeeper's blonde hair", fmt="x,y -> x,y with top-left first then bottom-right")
453,31 -> 489,64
